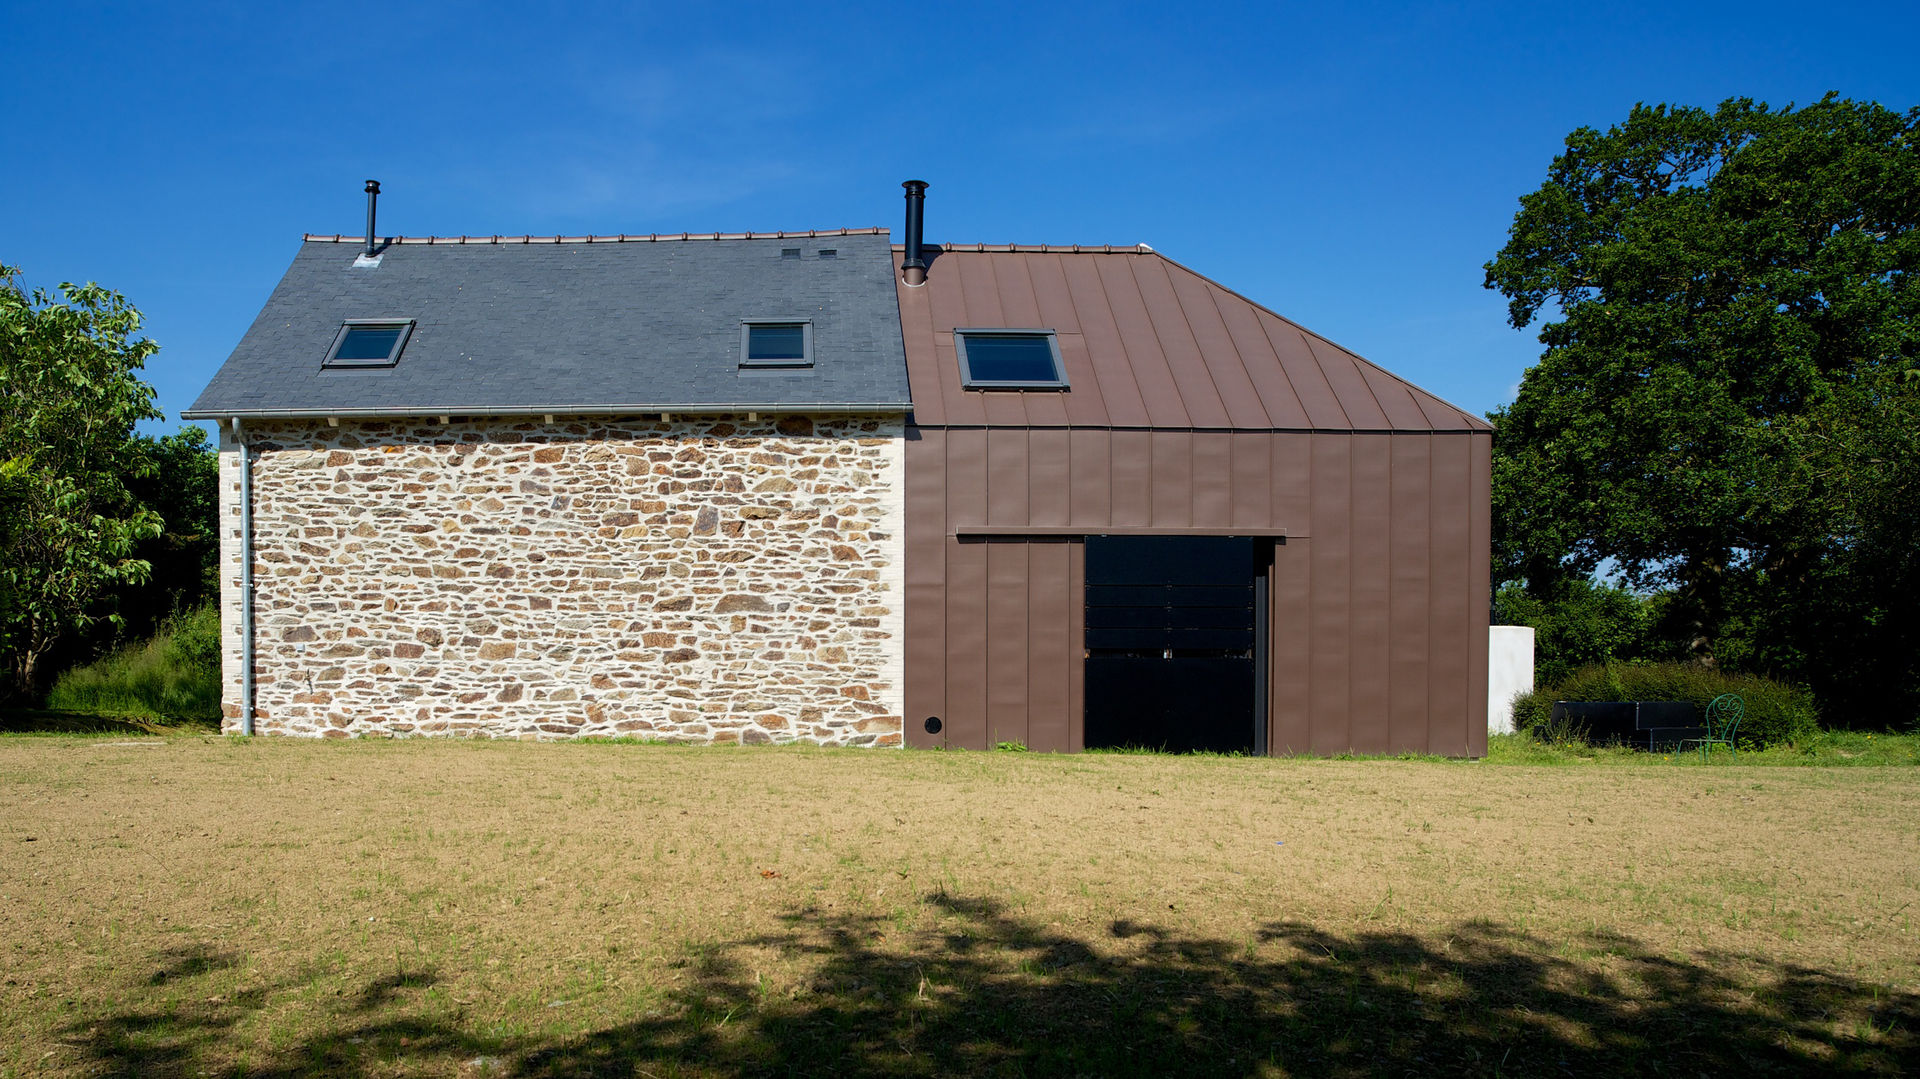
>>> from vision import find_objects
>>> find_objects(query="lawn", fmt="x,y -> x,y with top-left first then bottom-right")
2,736 -> 1915,1077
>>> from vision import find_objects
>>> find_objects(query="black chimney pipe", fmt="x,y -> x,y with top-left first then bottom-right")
901,180 -> 928,285
364,180 -> 381,258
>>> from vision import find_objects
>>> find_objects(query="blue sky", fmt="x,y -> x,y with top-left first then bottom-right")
6,2 -> 1916,437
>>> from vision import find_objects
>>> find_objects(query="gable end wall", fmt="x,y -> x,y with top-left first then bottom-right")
217,415 -> 904,743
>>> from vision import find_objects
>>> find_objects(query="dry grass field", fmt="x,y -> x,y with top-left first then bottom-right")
2,737 -> 1916,1077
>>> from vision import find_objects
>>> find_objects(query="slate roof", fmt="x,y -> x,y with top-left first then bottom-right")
896,245 -> 1490,432
184,230 -> 911,419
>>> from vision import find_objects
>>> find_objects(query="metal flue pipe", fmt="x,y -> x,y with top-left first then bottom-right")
364,180 -> 381,257
900,180 -> 928,285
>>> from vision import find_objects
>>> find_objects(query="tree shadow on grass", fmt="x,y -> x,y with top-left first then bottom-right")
61,899 -> 1916,1077
61,944 -> 489,1079
0,708 -> 215,735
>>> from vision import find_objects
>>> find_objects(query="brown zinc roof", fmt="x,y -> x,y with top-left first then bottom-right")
895,246 -> 1490,432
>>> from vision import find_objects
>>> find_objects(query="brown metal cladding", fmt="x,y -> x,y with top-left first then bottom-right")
897,247 -> 1492,756
986,542 -> 1029,745
902,427 -> 1489,755
1028,428 -> 1071,527
902,428 -> 949,746
1026,539 -> 1074,750
1466,434 -> 1493,759
1306,435 -> 1356,756
1388,436 -> 1433,752
939,428 -> 989,750
1428,435 -> 1476,756
1346,435 -> 1391,753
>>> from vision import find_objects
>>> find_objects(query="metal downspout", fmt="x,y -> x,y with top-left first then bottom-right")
233,418 -> 255,736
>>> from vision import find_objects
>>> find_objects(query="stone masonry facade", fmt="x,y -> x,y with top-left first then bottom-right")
216,414 -> 905,743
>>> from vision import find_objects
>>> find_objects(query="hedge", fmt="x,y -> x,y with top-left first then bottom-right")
1511,662 -> 1819,748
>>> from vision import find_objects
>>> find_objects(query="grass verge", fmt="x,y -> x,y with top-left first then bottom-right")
1487,730 -> 1920,766
1,738 -> 1914,1076
0,708 -> 216,737
41,604 -> 220,723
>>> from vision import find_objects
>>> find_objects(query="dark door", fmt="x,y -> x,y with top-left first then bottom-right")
1084,536 -> 1266,753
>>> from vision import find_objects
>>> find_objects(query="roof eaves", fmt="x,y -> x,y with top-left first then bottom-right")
181,401 -> 914,421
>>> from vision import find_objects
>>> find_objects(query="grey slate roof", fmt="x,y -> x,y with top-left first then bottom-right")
184,231 -> 911,419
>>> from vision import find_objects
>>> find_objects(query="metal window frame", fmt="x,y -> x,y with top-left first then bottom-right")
739,318 -> 814,368
954,328 -> 1069,389
323,319 -> 415,368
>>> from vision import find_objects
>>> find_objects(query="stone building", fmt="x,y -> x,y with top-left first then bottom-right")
188,185 -> 1492,753
184,229 -> 911,743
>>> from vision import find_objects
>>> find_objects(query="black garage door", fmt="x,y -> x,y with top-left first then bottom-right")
1084,536 -> 1267,754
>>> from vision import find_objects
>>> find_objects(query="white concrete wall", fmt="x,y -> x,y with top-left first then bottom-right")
1487,626 -> 1535,735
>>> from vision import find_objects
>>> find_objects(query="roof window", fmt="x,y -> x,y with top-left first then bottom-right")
781,248 -> 801,259
818,249 -> 837,259
324,319 -> 413,368
740,319 -> 813,368
955,329 -> 1068,389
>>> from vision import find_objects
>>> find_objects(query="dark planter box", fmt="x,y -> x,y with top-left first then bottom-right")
1549,700 -> 1706,752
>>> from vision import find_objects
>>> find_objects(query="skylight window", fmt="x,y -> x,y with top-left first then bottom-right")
955,329 -> 1068,389
740,319 -> 813,368
324,319 -> 413,368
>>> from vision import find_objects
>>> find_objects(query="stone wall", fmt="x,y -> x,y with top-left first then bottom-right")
216,414 -> 904,743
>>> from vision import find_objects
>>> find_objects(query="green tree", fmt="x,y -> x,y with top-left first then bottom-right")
1492,579 -> 1676,687
116,426 -> 221,641
1484,96 -> 1920,719
0,265 -> 164,701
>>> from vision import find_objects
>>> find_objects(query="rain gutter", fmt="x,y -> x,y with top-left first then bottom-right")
182,402 -> 913,421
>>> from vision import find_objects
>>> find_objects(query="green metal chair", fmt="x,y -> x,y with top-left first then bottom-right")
1681,693 -> 1744,761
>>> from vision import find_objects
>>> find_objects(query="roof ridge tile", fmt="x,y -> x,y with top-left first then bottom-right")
888,242 -> 1155,254
304,228 -> 890,245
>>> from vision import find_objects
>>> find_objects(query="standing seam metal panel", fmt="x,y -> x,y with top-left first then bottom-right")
986,541 -> 1029,745
903,429 -> 949,746
1028,540 -> 1073,751
1467,435 -> 1494,758
1348,435 -> 1392,753
941,429 -> 989,748
1388,436 -> 1433,752
1428,435 -> 1476,756
896,249 -> 1488,433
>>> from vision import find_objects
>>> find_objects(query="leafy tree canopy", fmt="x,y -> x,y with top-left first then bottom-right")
117,426 -> 220,638
1493,579 -> 1678,687
1485,96 -> 1919,712
0,265 -> 165,700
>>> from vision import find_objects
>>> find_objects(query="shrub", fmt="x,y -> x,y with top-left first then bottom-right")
162,602 -> 221,674
44,604 -> 221,723
1511,661 -> 1819,749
